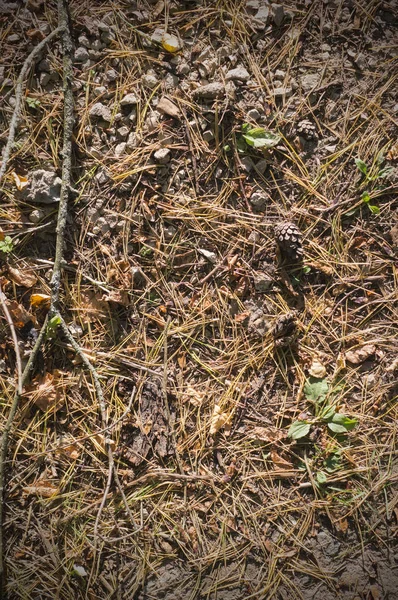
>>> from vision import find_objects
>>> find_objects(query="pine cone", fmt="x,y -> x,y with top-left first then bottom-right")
272,312 -> 298,347
296,119 -> 317,140
274,221 -> 303,261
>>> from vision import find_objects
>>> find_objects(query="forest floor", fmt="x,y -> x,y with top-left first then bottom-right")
0,1 -> 397,599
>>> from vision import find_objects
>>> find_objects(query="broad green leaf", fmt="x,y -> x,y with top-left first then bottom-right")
328,422 -> 349,434
378,166 -> 393,179
302,266 -> 311,274
331,413 -> 357,430
0,236 -> 13,254
316,471 -> 327,484
288,421 -> 311,440
304,377 -> 329,402
324,452 -> 342,472
368,204 -> 380,214
243,130 -> 281,149
355,158 -> 368,175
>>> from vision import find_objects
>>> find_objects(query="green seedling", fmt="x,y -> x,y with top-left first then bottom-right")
0,236 -> 13,255
45,315 -> 62,340
237,123 -> 281,153
26,97 -> 41,110
348,155 -> 394,215
288,377 -> 357,439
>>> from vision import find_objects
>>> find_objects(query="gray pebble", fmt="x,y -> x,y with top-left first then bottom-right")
226,66 -> 251,82
74,47 -> 90,63
89,102 -> 112,121
192,82 -> 225,99
154,148 -> 171,164
120,92 -> 139,106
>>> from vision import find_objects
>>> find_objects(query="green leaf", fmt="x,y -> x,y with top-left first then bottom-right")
243,130 -> 281,149
316,471 -> 327,485
361,191 -> 371,203
302,266 -> 311,274
368,204 -> 380,214
324,452 -> 342,473
0,236 -> 13,254
26,97 -> 41,110
320,405 -> 335,420
378,166 -> 393,179
355,158 -> 368,175
304,377 -> 329,402
288,421 -> 311,440
328,422 -> 349,434
223,144 -> 231,152
331,413 -> 357,430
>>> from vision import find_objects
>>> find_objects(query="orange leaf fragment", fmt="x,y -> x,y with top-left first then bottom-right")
30,293 -> 51,308
11,171 -> 29,191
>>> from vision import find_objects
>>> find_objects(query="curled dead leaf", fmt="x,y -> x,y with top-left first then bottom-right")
210,404 -> 230,435
183,384 -> 205,407
346,344 -> 376,365
270,450 -> 293,470
6,300 -> 33,328
24,371 -> 66,412
308,358 -> 327,378
102,289 -> 130,306
250,427 -> 285,443
23,479 -> 59,497
11,171 -> 29,191
7,266 -> 37,288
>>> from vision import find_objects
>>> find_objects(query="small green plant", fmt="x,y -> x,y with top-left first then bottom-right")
350,156 -> 393,215
45,315 -> 62,340
0,236 -> 13,255
237,123 -> 281,153
288,377 -> 357,439
26,97 -> 41,110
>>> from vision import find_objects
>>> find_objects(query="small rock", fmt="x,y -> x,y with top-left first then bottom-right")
29,209 -> 45,223
177,61 -> 190,75
116,126 -> 129,140
93,86 -> 107,97
7,33 -> 20,42
95,216 -> 110,234
126,132 -> 138,150
192,82 -> 225,100
146,111 -> 160,132
247,108 -> 261,121
78,34 -> 91,48
274,69 -> 286,80
163,73 -> 179,90
226,66 -> 251,82
240,156 -> 254,173
142,72 -> 159,89
114,142 -> 126,157
38,59 -> 50,72
154,148 -> 171,164
89,102 -> 112,121
131,267 -> 146,288
250,192 -> 267,211
203,130 -> 214,142
164,225 -> 177,240
253,5 -> 270,29
300,73 -> 320,92
40,73 -> 51,86
74,46 -> 90,63
272,4 -> 284,26
157,96 -> 180,119
94,169 -> 109,185
120,92 -> 138,106
355,52 -> 367,71
105,68 -> 118,82
198,248 -> 217,264
254,159 -> 268,174
24,170 -> 62,204
253,271 -> 273,292
273,86 -> 292,98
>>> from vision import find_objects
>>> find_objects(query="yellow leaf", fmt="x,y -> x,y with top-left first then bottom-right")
161,33 -> 181,53
209,404 -> 230,435
11,171 -> 29,191
30,293 -> 51,309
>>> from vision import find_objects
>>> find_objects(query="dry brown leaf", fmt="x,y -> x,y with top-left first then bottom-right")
346,344 -> 376,365
79,290 -> 108,322
23,479 -> 59,497
270,450 -> 293,470
102,289 -> 130,306
250,427 -> 284,443
24,372 -> 65,412
11,171 -> 29,191
56,436 -> 80,460
6,300 -> 33,328
209,404 -> 230,435
30,293 -> 51,309
308,358 -> 327,378
183,384 -> 205,407
177,353 -> 186,369
7,266 -> 37,288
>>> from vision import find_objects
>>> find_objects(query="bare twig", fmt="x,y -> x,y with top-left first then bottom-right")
0,284 -> 22,396
0,26 -> 64,183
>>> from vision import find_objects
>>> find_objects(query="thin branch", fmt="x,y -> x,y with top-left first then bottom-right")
0,26 -> 64,183
0,284 -> 22,396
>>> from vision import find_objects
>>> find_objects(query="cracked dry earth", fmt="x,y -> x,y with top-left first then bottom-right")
0,0 -> 398,599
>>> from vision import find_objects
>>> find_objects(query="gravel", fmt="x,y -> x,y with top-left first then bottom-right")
192,82 -> 225,99
89,102 -> 112,121
226,66 -> 251,82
